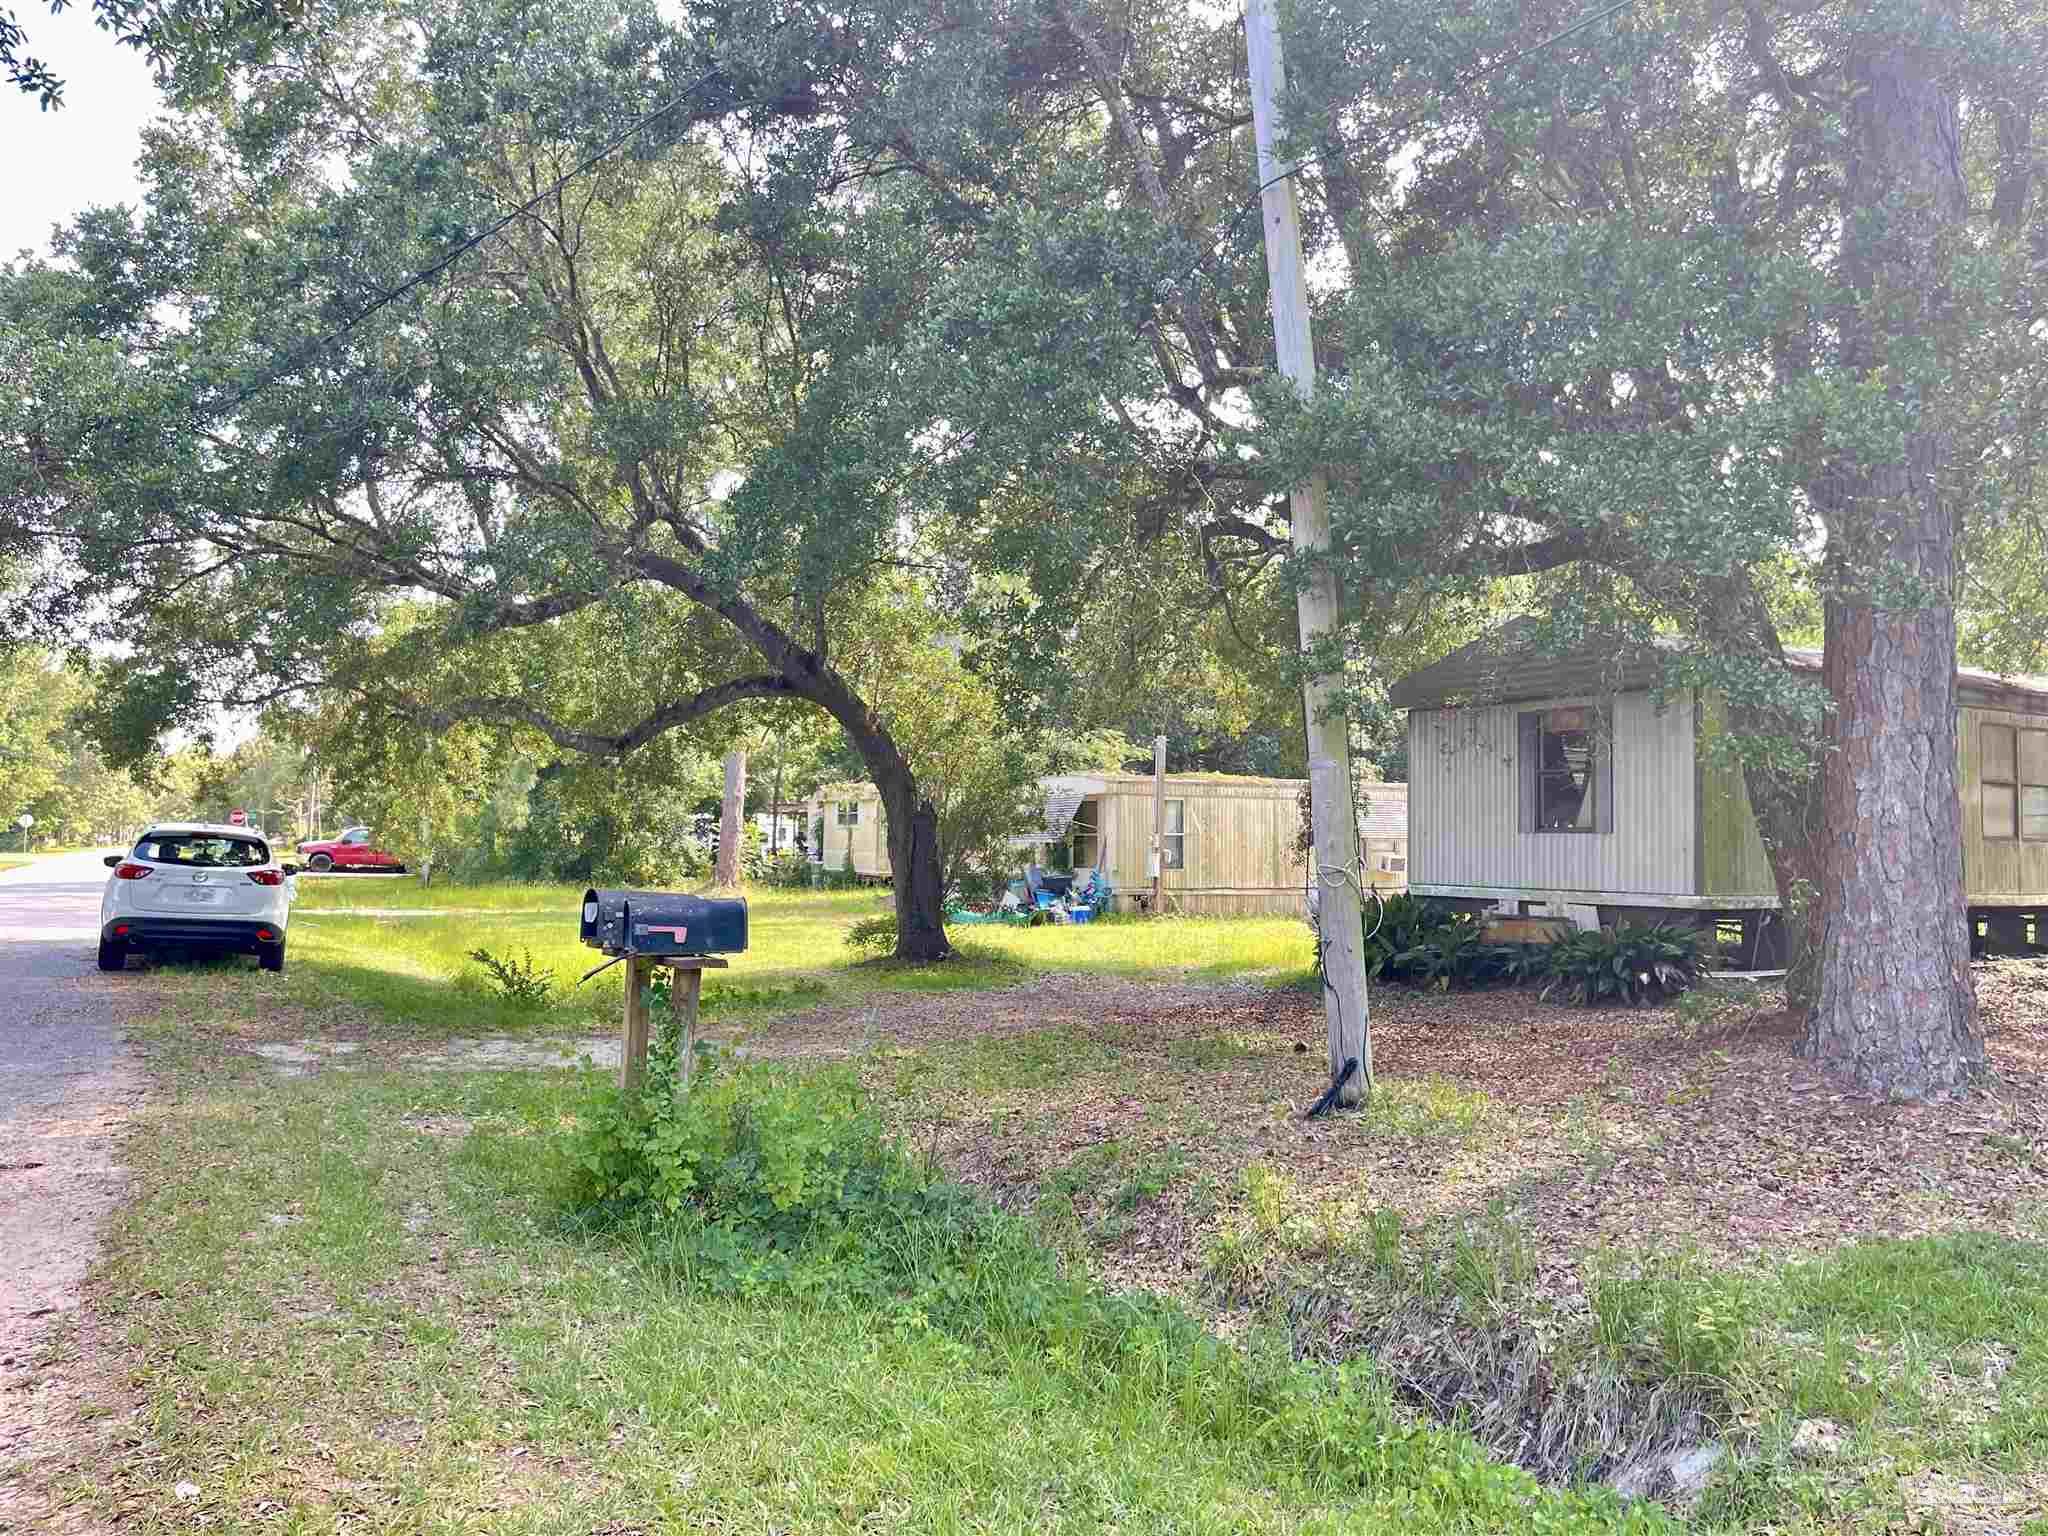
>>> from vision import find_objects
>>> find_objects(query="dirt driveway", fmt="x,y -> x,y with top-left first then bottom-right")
0,849 -> 143,1525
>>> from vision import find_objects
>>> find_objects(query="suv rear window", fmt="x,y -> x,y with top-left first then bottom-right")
135,833 -> 272,868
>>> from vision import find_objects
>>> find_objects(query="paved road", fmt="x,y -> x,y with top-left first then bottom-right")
0,848 -> 139,1406
0,849 -> 124,1121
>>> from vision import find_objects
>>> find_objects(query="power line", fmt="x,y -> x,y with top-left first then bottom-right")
212,66 -> 730,419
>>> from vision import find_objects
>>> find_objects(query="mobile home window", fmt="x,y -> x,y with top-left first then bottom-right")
1071,801 -> 1099,869
1982,725 -> 2048,840
1161,799 -> 1186,869
836,801 -> 859,827
1518,706 -> 1613,834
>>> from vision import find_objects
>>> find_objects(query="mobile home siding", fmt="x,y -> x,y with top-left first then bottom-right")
811,774 -> 1322,911
1094,776 -> 1310,915
1697,693 -> 1777,899
1960,705 -> 2048,903
1407,692 -> 1696,899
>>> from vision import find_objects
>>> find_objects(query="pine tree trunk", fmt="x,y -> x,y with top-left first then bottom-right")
1804,16 -> 1983,1098
715,750 -> 746,888
1810,597 -> 1983,1095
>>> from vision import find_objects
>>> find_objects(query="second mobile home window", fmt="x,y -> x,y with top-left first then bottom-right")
1982,724 -> 2048,840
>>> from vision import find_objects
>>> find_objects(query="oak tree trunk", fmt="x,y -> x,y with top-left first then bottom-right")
765,645 -> 952,962
1684,574 -> 1828,1013
1804,17 -> 1983,1098
716,750 -> 746,888
879,775 -> 950,962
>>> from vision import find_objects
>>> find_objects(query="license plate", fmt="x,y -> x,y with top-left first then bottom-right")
186,888 -> 220,904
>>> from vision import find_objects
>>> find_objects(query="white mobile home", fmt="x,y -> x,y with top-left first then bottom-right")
1390,624 -> 2048,957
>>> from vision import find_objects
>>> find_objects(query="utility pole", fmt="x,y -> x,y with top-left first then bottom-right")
1245,0 -> 1372,1104
1150,734 -> 1167,915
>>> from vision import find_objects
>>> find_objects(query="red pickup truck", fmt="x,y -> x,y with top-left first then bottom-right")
294,825 -> 406,873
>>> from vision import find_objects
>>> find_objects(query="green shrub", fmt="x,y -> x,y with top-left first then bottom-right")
1359,898 -> 1703,1003
1360,894 -> 1490,987
1357,895 -> 1550,992
1541,923 -> 1704,1007
1360,893 -> 1459,972
757,850 -> 814,887
569,1048 -> 898,1226
1484,941 -> 1553,986
947,869 -> 1002,908
465,945 -> 556,1007
845,912 -> 898,955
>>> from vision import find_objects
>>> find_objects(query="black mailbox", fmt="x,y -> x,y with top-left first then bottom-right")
580,889 -> 749,957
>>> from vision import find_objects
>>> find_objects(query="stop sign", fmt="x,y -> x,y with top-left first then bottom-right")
229,808 -> 248,826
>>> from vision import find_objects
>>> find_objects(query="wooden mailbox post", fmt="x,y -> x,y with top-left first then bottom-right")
581,888 -> 749,1093
618,954 -> 730,1093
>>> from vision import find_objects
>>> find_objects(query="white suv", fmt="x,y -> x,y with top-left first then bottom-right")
99,823 -> 298,973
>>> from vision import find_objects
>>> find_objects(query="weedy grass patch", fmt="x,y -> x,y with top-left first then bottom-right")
51,1045 -> 1677,1536
100,899 -> 2048,1532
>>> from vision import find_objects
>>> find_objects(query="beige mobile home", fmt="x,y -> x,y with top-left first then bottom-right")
810,781 -> 892,878
808,771 -> 1410,916
1390,625 -> 2048,958
1051,772 -> 1308,915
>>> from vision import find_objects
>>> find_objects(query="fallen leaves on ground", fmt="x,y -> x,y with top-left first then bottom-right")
808,961 -> 2048,1295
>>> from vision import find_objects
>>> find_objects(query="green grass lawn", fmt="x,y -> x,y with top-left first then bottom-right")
73,886 -> 2048,1531
271,883 -> 1316,1039
56,1056 -> 1673,1535
62,1002 -> 2048,1535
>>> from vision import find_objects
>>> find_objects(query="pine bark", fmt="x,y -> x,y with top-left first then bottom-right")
1804,15 -> 1984,1098
716,750 -> 746,888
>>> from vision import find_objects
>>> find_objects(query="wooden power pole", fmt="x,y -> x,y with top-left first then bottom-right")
1245,0 -> 1371,1103
1150,734 -> 1167,914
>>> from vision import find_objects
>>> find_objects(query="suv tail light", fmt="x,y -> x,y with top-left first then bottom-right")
247,869 -> 284,887
113,862 -> 152,880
